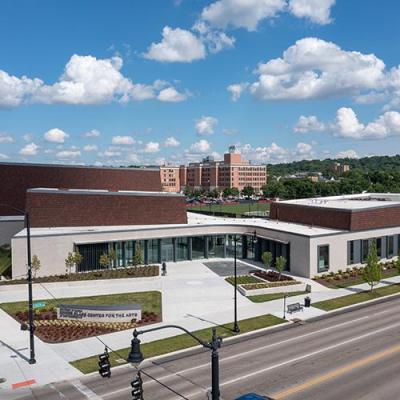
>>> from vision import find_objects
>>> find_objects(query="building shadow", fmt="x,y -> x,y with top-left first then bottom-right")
0,340 -> 30,363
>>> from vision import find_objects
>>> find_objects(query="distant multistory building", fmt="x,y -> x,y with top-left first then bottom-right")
332,162 -> 350,175
160,146 -> 267,193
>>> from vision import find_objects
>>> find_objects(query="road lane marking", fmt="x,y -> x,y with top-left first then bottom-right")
272,343 -> 400,399
219,321 -> 400,387
102,317 -> 396,398
173,316 -> 370,374
71,380 -> 104,400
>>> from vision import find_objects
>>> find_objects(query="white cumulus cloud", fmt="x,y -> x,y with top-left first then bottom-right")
144,26 -> 206,62
144,142 -> 160,153
196,116 -> 218,135
189,139 -> 211,153
112,135 -> 135,145
336,149 -> 359,159
227,82 -> 249,101
83,129 -> 101,138
83,144 -> 98,152
0,133 -> 14,143
19,142 -> 39,156
157,87 -> 188,102
164,137 -> 180,147
298,107 -> 400,139
288,0 -> 335,25
294,115 -> 326,133
201,0 -> 286,31
0,153 -> 9,159
0,54 -> 189,107
56,149 -> 81,160
44,128 -> 69,143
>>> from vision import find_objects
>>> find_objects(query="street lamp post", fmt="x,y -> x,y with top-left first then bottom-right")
0,204 -> 35,364
283,293 -> 288,320
128,325 -> 222,400
233,235 -> 240,333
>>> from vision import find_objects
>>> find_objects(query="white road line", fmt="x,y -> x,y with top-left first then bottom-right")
172,315 -> 370,375
48,384 -> 68,399
220,321 -> 400,387
71,380 -> 104,400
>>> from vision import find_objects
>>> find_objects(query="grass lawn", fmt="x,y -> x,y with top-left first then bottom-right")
248,291 -> 307,303
316,268 -> 399,289
0,291 -> 162,316
188,202 -> 270,216
71,314 -> 285,374
313,284 -> 400,311
225,275 -> 261,285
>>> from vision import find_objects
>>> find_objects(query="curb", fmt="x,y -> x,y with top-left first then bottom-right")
77,290 -> 400,376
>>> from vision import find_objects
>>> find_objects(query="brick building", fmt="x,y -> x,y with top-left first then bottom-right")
160,146 -> 267,193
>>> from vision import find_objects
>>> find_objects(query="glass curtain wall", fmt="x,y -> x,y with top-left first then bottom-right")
125,241 -> 134,266
176,237 -> 188,261
387,236 -> 394,258
148,239 -> 160,264
192,236 -> 206,259
208,236 -> 225,258
161,238 -> 174,262
114,242 -> 124,268
226,235 -> 242,258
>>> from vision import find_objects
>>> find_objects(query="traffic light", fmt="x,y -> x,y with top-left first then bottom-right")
131,371 -> 143,400
98,349 -> 111,378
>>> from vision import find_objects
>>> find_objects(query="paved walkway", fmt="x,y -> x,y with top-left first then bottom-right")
1,259 -> 400,397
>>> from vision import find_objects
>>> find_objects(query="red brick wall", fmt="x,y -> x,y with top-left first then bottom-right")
26,191 -> 187,227
270,203 -> 352,230
0,163 -> 161,216
270,202 -> 400,231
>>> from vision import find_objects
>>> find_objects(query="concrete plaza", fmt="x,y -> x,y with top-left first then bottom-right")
1,258 -> 400,398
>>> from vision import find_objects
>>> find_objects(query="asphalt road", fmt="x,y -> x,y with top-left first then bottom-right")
13,296 -> 400,400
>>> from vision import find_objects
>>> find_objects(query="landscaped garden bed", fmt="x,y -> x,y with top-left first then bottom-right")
0,291 -> 162,343
313,261 -> 399,289
0,265 -> 159,285
251,270 -> 295,282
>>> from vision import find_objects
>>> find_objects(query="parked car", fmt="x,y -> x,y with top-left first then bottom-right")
235,394 -> 273,400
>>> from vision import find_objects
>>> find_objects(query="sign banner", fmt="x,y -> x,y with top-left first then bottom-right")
57,303 -> 142,323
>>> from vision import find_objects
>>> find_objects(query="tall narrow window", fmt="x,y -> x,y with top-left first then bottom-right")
318,245 -> 329,272
387,236 -> 394,258
349,241 -> 354,264
376,238 -> 382,259
361,240 -> 369,263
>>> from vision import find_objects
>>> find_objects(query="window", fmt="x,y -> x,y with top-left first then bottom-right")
387,236 -> 394,259
376,238 -> 382,259
361,240 -> 369,263
398,235 -> 400,256
192,236 -> 206,259
161,238 -> 174,262
148,239 -> 160,264
349,241 -> 355,264
208,236 -> 225,258
318,245 -> 329,272
176,237 -> 188,261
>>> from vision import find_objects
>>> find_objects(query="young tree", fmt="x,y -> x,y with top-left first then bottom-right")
65,251 -> 83,274
262,251 -> 272,270
362,242 -> 381,292
65,252 -> 75,274
99,253 -> 110,270
31,254 -> 41,278
275,256 -> 287,281
132,244 -> 143,266
396,256 -> 400,275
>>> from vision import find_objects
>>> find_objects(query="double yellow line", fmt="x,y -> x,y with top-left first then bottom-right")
272,343 -> 400,399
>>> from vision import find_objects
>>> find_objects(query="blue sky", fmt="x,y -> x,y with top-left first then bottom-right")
1,0 -> 400,166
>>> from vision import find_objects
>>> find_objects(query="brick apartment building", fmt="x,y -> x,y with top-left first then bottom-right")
160,146 -> 267,193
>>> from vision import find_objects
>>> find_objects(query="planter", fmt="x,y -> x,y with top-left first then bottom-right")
238,282 -> 307,296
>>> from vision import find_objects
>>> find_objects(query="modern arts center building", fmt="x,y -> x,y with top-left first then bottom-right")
1,162 -> 400,279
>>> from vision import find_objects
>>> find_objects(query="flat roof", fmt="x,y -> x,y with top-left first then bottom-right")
27,188 -> 184,197
0,161 -> 160,172
277,193 -> 400,211
14,212 -> 343,239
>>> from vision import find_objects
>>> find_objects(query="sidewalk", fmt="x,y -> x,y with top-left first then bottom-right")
1,260 -> 400,396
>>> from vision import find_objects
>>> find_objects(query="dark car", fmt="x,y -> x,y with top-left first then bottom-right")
235,394 -> 273,400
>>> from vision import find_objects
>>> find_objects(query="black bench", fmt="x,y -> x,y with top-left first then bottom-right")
287,303 -> 303,314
